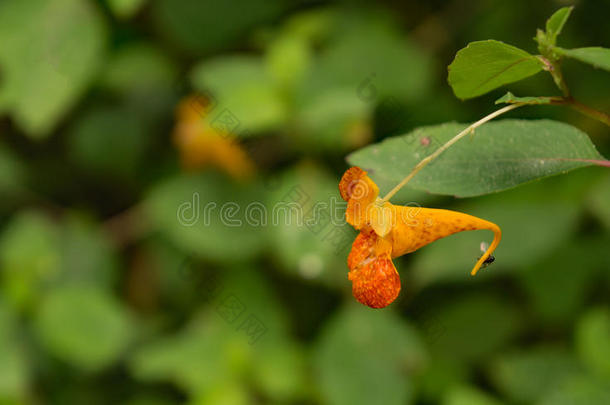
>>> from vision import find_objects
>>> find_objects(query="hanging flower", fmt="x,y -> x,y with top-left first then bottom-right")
339,166 -> 501,308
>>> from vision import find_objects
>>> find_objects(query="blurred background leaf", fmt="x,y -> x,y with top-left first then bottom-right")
68,106 -> 147,180
145,172 -> 268,262
0,302 -> 29,403
265,163 -> 355,287
576,308 -> 610,379
152,0 -> 288,54
0,211 -> 61,311
0,0 -> 106,138
442,385 -> 504,405
106,0 -> 147,19
191,56 -> 288,135
489,346 -> 581,403
424,293 -> 523,364
314,304 -> 427,405
35,286 -> 133,371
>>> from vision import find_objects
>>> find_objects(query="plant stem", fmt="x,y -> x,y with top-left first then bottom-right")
538,57 -> 610,126
539,56 -> 571,98
551,63 -> 571,98
559,98 -> 610,127
380,103 -> 525,203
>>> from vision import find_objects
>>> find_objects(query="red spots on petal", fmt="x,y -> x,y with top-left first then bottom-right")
348,254 -> 400,309
347,230 -> 375,270
347,229 -> 400,308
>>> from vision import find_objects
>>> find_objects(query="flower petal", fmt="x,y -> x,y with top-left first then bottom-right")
339,167 -> 380,229
388,207 -> 501,275
347,229 -> 400,308
173,95 -> 255,179
340,166 -> 503,309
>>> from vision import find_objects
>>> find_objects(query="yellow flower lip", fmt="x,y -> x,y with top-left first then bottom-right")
340,166 -> 502,308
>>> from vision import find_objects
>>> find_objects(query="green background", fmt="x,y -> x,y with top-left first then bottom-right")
0,0 -> 609,404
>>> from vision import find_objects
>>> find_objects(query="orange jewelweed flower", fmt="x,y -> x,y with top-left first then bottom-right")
339,166 -> 501,309
173,95 -> 255,180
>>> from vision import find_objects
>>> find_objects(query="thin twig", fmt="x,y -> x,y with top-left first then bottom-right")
556,98 -> 610,127
380,103 -> 525,203
538,57 -> 610,127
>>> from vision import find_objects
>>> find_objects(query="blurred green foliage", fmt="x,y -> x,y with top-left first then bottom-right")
0,1 -> 609,404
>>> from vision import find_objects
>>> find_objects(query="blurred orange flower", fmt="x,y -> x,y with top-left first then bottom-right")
173,95 -> 255,180
339,166 -> 501,308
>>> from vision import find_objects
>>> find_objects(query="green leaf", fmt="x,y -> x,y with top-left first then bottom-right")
417,356 -> 468,403
495,91 -> 558,105
348,119 -> 607,197
130,307 -> 249,396
152,0 -> 287,54
576,308 -> 610,379
68,106 -> 146,179
145,173 -> 268,262
0,144 -> 26,199
295,87 -> 372,151
283,8 -> 334,44
448,40 -> 544,99
191,56 -> 288,135
289,13 -> 432,151
56,215 -> 118,289
489,347 -> 581,403
0,211 -> 60,311
557,47 -> 610,71
123,396 -> 175,405
424,294 -> 522,364
442,385 -> 503,405
588,173 -> 610,229
265,164 -> 356,287
106,0 -> 146,19
251,342 -> 306,402
130,267 -> 294,396
545,7 -> 573,45
0,0 -> 106,138
314,304 -> 427,405
0,302 -> 29,401
35,287 -> 132,371
192,381 -> 250,405
518,237 -> 608,323
310,15 -> 433,102
0,211 -> 118,312
101,43 -> 176,95
537,376 -> 610,405
265,34 -> 312,92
